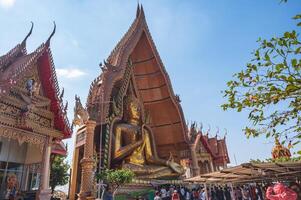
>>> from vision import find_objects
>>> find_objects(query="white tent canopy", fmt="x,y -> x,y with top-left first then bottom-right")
185,161 -> 301,184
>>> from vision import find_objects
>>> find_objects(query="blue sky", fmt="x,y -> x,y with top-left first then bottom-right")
1,0 -> 300,165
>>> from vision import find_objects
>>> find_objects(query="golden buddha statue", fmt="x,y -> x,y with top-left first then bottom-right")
112,92 -> 184,179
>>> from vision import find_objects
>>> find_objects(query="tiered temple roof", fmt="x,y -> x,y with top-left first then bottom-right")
0,22 -> 72,139
188,123 -> 230,165
87,5 -> 189,159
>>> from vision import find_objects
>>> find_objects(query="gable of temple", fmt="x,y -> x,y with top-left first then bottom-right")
87,5 -> 188,163
0,23 -> 72,139
201,133 -> 230,165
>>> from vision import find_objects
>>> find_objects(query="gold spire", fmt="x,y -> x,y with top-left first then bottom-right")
272,137 -> 291,159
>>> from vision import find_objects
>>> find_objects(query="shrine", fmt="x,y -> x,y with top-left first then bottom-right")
0,22 -> 72,200
184,123 -> 229,178
70,5 -> 229,199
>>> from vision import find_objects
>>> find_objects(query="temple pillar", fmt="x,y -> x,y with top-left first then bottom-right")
70,147 -> 79,200
189,144 -> 200,176
210,160 -> 214,172
37,136 -> 52,200
78,120 -> 96,200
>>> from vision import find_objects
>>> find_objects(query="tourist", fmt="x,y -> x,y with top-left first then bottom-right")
154,191 -> 162,200
103,187 -> 113,200
193,189 -> 199,200
224,187 -> 231,200
161,187 -> 168,200
290,182 -> 301,200
234,187 -> 242,200
180,187 -> 186,199
167,188 -> 171,199
199,188 -> 206,200
172,190 -> 181,200
256,184 -> 263,200
211,187 -> 217,200
216,187 -> 224,200
186,189 -> 191,200
242,186 -> 250,200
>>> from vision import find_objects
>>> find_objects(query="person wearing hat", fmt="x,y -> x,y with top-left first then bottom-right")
172,190 -> 180,200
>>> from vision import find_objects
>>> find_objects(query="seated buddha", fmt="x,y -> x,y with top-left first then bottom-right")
112,93 -> 184,179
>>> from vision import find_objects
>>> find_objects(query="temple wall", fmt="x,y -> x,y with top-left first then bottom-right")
25,144 -> 42,164
0,138 -> 27,163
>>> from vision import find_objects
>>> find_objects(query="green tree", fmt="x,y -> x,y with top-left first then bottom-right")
96,169 -> 135,199
222,2 -> 301,149
49,155 -> 70,194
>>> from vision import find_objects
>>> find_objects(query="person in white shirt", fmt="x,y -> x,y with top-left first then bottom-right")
180,187 -> 185,197
161,188 -> 167,200
186,190 -> 191,200
199,188 -> 206,200
154,191 -> 162,200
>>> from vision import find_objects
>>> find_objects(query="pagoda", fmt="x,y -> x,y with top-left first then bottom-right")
0,22 -> 72,200
271,137 -> 291,160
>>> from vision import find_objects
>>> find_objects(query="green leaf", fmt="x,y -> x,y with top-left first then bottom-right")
292,59 -> 297,67
275,64 -> 283,71
264,52 -> 271,61
293,14 -> 301,19
295,47 -> 301,54
285,84 -> 298,92
284,32 -> 290,38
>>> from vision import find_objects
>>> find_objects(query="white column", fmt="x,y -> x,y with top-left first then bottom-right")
37,136 -> 52,200
42,140 -> 51,189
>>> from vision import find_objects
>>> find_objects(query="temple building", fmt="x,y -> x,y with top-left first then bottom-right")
183,123 -> 229,178
70,5 -> 229,199
0,23 -> 72,200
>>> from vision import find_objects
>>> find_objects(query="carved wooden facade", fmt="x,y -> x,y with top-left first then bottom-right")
0,23 -> 71,200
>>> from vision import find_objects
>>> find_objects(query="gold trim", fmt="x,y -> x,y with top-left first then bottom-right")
0,124 -> 46,152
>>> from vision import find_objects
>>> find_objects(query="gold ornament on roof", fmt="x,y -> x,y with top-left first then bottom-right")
272,137 -> 291,159
72,95 -> 89,126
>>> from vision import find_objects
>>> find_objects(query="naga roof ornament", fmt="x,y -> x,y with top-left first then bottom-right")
21,21 -> 34,47
46,21 -> 56,47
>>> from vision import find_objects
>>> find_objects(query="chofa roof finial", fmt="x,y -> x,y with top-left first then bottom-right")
216,126 -> 219,138
46,21 -> 56,47
136,0 -> 140,18
140,4 -> 145,18
224,128 -> 227,139
21,21 -> 34,46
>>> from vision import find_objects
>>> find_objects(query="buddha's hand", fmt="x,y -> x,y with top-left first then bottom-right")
167,161 -> 184,174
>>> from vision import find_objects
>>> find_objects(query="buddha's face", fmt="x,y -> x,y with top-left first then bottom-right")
129,101 -> 141,121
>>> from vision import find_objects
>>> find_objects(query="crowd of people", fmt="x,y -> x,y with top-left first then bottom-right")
153,185 -> 235,200
152,182 -> 301,200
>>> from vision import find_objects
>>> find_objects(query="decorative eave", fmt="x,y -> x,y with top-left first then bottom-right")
217,137 -> 230,163
199,134 -> 216,159
0,22 -> 72,139
51,139 -> 67,156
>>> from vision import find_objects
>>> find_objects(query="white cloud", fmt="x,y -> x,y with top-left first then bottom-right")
0,0 -> 15,8
56,68 -> 86,79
